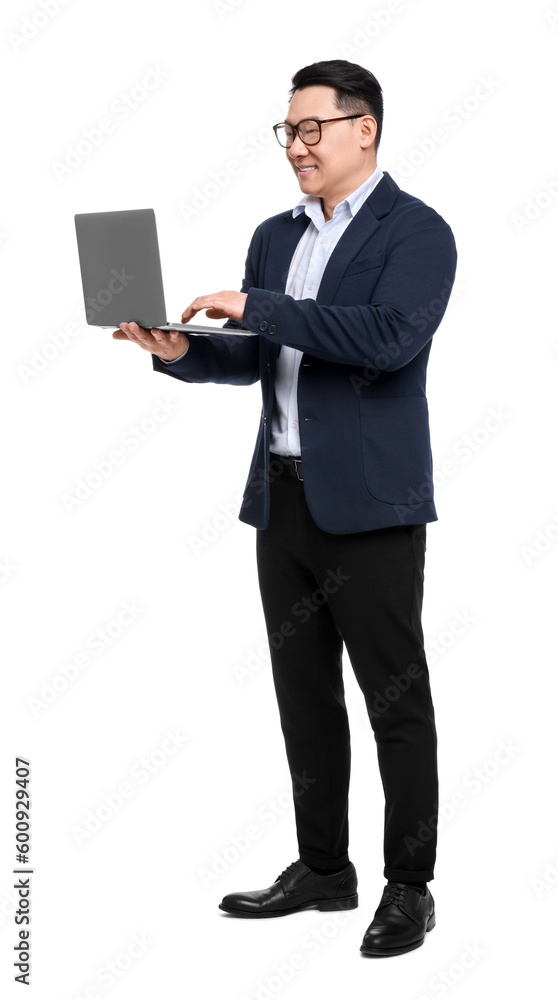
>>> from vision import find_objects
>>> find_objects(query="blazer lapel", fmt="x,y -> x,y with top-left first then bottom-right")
264,211 -> 311,293
317,170 -> 400,306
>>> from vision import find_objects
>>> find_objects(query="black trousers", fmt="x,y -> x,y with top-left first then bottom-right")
255,453 -> 439,883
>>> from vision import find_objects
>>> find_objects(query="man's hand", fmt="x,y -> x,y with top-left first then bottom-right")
181,291 -> 247,323
113,322 -> 188,361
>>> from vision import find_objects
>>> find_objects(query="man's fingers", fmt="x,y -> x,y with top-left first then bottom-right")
130,322 -> 150,339
205,308 -> 228,319
127,322 -> 152,344
181,295 -> 213,322
116,322 -> 140,342
150,328 -> 180,341
114,322 -> 154,350
181,292 -> 246,324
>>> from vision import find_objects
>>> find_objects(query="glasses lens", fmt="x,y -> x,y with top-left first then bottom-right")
297,120 -> 320,144
274,120 -> 321,147
275,124 -> 294,147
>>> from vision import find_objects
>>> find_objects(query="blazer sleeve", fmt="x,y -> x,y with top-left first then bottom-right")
241,208 -> 457,371
151,234 -> 261,387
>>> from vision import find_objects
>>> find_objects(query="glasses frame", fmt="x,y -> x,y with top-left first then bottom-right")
272,114 -> 365,148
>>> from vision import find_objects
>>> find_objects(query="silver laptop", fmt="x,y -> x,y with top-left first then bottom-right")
74,208 -> 256,336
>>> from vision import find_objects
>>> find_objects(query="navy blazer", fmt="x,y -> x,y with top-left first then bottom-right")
153,171 -> 457,533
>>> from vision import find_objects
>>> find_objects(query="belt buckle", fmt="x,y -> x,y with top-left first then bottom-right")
293,458 -> 303,482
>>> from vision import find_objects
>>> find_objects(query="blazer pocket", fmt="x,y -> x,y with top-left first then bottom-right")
359,396 -> 433,504
344,251 -> 385,277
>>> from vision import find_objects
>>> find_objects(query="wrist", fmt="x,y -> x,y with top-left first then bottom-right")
159,345 -> 189,364
160,338 -> 189,363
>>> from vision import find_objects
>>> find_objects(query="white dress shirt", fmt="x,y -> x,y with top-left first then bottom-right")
270,164 -> 384,455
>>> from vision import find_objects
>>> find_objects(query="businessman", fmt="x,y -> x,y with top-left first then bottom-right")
114,59 -> 457,957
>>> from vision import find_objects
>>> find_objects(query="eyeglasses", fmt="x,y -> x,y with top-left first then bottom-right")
273,115 -> 365,148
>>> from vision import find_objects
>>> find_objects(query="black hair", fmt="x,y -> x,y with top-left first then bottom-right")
289,59 -> 383,152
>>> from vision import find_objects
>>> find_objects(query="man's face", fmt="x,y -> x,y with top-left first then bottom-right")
284,85 -> 376,206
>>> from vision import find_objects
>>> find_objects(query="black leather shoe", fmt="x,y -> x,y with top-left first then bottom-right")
360,881 -> 435,957
219,859 -> 358,918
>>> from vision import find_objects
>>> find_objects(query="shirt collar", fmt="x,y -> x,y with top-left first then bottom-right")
292,165 -> 384,227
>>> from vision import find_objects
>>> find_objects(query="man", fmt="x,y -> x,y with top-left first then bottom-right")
114,59 -> 457,958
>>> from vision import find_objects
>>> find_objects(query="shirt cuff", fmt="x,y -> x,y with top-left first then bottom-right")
159,344 -> 190,364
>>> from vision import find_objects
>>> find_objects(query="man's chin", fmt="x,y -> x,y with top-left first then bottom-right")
297,173 -> 321,194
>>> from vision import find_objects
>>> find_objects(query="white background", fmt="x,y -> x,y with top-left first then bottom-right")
1,0 -> 557,996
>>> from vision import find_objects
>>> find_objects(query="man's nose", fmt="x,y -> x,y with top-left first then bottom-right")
288,132 -> 309,158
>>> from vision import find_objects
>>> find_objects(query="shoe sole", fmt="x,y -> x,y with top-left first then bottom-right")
360,911 -> 435,957
218,893 -> 359,918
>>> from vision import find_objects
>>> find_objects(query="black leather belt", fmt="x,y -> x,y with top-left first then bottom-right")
269,452 -> 304,482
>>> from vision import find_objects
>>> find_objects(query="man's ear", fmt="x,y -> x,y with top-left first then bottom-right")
360,116 -> 377,149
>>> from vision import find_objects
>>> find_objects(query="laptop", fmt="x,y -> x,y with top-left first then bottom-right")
74,208 -> 256,336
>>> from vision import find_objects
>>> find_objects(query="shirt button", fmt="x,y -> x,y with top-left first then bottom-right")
307,283 -> 314,290
319,237 -> 326,244
292,421 -> 298,428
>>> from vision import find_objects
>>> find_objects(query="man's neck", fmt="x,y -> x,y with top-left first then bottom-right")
320,162 -> 378,222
